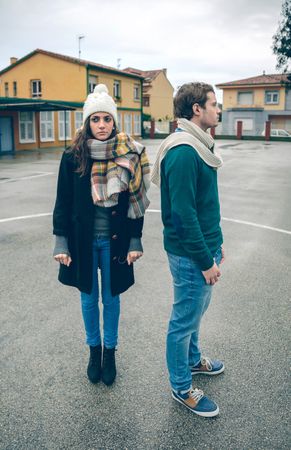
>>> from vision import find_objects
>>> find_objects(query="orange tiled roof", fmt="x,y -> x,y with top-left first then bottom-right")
216,73 -> 290,88
123,67 -> 165,81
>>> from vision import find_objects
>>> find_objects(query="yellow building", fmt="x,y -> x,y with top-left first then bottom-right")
124,68 -> 174,120
0,49 -> 143,153
216,73 -> 291,136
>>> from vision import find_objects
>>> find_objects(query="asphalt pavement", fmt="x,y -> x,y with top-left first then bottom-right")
0,139 -> 290,450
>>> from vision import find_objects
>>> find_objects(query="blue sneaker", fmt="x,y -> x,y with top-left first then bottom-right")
191,356 -> 225,376
172,387 -> 219,417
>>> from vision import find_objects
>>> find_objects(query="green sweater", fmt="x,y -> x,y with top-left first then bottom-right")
160,144 -> 223,271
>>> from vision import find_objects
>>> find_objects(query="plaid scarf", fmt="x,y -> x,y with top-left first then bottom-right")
89,132 -> 150,219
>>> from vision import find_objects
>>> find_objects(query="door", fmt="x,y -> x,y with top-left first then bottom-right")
0,117 -> 13,152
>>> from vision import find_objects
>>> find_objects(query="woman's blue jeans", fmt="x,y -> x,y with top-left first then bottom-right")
80,237 -> 120,349
166,248 -> 222,393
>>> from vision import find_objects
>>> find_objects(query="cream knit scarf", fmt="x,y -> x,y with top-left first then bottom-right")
151,118 -> 223,187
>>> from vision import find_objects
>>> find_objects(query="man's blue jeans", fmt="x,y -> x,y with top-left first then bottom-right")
166,248 -> 222,393
80,237 -> 120,349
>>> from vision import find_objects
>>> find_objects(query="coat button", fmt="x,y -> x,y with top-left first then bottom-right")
112,256 -> 117,261
111,210 -> 117,216
112,234 -> 118,240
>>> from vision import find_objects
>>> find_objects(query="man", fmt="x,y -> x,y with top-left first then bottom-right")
151,82 -> 225,417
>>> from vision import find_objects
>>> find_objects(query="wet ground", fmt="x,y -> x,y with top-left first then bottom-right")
1,139 -> 290,449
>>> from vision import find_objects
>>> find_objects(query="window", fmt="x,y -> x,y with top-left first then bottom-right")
13,81 -> 17,96
134,84 -> 140,101
89,75 -> 98,93
31,80 -> 42,98
134,114 -> 141,135
40,111 -> 54,142
19,112 -> 36,143
75,111 -> 83,131
143,96 -> 150,107
234,118 -> 253,131
124,114 -> 132,134
4,82 -> 9,96
265,90 -> 279,104
237,92 -> 253,105
113,80 -> 121,99
117,112 -> 122,131
58,111 -> 71,140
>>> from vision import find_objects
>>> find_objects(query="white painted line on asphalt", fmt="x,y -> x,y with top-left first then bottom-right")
1,209 -> 290,236
0,172 -> 54,183
0,213 -> 52,223
222,217 -> 291,235
147,209 -> 291,236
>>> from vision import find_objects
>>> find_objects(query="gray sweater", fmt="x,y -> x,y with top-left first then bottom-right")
53,205 -> 143,256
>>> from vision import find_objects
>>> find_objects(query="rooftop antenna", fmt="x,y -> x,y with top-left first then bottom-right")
117,58 -> 121,69
78,35 -> 85,59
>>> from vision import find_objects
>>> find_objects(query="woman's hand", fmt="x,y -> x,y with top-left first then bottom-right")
54,253 -> 72,267
127,251 -> 143,265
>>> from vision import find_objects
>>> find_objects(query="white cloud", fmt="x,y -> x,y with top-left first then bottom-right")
0,0 -> 284,103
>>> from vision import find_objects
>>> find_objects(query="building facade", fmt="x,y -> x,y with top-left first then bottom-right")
124,67 -> 174,120
216,73 -> 291,136
0,49 -> 143,153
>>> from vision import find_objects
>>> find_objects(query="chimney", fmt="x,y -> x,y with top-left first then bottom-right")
162,68 -> 167,75
10,57 -> 18,65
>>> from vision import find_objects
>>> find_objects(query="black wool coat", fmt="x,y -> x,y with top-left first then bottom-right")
53,151 -> 144,296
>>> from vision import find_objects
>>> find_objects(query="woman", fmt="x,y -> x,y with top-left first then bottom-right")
53,84 -> 150,386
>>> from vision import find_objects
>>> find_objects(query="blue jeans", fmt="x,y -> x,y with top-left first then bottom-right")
166,248 -> 222,393
80,237 -> 120,349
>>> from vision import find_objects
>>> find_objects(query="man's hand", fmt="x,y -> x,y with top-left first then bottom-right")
202,262 -> 221,285
127,251 -> 143,265
54,253 -> 72,267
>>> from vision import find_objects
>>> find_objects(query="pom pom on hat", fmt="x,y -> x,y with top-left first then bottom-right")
93,84 -> 109,94
83,83 -> 118,125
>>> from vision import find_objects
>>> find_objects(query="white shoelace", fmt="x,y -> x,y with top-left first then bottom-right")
189,388 -> 204,403
201,356 -> 213,370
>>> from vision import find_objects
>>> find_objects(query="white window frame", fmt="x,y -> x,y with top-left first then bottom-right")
124,114 -> 132,134
89,75 -> 98,93
234,118 -> 253,131
113,80 -> 121,99
237,91 -> 253,105
31,80 -> 42,98
40,111 -> 54,142
75,111 -> 83,132
143,96 -> 150,107
58,111 -> 71,140
133,113 -> 141,135
19,112 -> 36,143
134,84 -> 140,101
265,90 -> 279,105
117,112 -> 122,131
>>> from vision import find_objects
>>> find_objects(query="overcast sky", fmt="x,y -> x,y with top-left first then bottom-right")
0,0 -> 284,102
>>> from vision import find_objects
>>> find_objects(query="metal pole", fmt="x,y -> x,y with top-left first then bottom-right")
78,35 -> 85,59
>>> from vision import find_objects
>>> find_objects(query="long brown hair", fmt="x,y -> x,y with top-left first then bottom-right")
68,116 -> 117,176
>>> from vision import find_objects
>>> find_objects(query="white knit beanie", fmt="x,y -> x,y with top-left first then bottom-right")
83,84 -> 118,125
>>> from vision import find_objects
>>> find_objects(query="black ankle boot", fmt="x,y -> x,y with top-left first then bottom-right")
87,345 -> 102,383
102,346 -> 116,386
